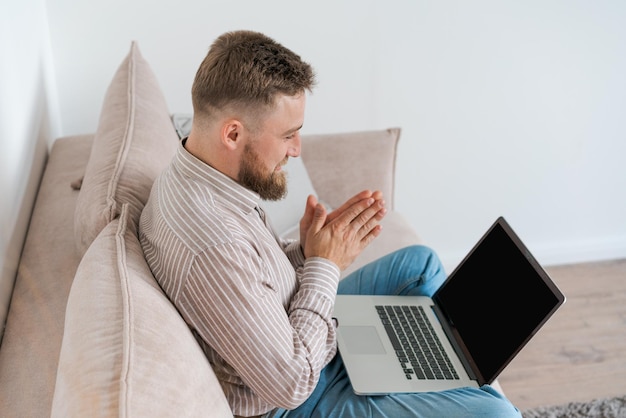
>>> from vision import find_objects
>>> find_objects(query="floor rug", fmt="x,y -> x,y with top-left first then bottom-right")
522,395 -> 626,418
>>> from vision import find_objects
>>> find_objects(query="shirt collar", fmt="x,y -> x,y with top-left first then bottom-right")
174,138 -> 260,215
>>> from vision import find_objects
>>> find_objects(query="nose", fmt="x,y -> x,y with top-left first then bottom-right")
287,132 -> 301,157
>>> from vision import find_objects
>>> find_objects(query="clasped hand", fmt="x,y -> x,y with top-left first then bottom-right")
299,190 -> 387,271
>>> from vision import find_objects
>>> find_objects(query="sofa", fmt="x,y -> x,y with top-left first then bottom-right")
0,41 -> 427,417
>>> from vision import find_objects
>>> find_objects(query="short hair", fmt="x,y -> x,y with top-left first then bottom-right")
192,30 -> 316,127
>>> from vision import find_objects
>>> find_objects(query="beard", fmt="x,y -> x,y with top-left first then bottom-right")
238,142 -> 288,201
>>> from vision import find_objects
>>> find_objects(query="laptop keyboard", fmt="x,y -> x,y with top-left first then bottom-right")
376,305 -> 460,381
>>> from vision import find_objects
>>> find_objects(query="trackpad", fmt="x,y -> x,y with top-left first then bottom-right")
340,326 -> 386,355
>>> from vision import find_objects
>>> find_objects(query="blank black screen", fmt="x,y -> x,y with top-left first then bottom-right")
433,219 -> 564,383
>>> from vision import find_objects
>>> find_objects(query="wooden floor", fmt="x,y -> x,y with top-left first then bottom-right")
497,258 -> 626,410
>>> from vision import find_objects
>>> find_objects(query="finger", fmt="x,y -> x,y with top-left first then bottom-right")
360,224 -> 383,246
349,196 -> 385,236
357,206 -> 387,233
300,195 -> 319,246
330,197 -> 376,227
373,199 -> 387,220
355,207 -> 385,240
326,190 -> 374,222
346,190 -> 375,205
348,198 -> 386,230
371,190 -> 383,201
310,203 -> 327,234
301,194 -> 318,224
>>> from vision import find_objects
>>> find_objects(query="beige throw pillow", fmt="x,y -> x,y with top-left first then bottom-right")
300,128 -> 401,210
74,41 -> 178,256
52,204 -> 232,417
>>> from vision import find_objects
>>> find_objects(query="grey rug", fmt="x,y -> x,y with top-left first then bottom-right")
522,395 -> 626,418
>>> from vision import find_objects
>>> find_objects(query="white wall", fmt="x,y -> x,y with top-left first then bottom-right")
0,0 -> 60,338
45,0 -> 626,272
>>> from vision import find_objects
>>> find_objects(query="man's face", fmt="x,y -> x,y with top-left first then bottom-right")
237,93 -> 305,200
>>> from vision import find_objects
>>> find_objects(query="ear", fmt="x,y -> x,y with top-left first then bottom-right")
221,119 -> 244,151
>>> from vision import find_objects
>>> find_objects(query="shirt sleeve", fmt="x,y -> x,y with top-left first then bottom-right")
282,239 -> 306,268
176,239 -> 340,410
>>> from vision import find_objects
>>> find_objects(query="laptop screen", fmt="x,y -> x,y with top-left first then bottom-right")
433,217 -> 565,384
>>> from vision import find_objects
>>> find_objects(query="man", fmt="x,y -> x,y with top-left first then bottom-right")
139,30 -> 521,418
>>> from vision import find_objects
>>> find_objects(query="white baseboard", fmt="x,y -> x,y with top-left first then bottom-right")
531,237 -> 626,267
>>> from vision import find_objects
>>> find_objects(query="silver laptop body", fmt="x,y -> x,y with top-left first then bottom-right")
333,217 -> 566,395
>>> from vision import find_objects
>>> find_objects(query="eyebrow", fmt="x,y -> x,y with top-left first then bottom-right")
282,124 -> 303,136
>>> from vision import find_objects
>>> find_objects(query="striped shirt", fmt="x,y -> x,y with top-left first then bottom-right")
139,141 -> 340,416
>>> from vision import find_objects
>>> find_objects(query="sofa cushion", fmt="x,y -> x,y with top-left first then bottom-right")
74,41 -> 178,256
0,135 -> 93,417
52,204 -> 232,417
301,128 -> 401,210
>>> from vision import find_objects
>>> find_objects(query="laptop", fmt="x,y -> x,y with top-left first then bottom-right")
333,216 -> 566,395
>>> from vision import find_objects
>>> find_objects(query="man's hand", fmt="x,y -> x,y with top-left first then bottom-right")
299,190 -> 387,271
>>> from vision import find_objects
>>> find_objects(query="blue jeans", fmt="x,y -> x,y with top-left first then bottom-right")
268,245 -> 522,418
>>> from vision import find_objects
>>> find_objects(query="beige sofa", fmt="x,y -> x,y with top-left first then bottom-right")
0,42 -> 422,417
